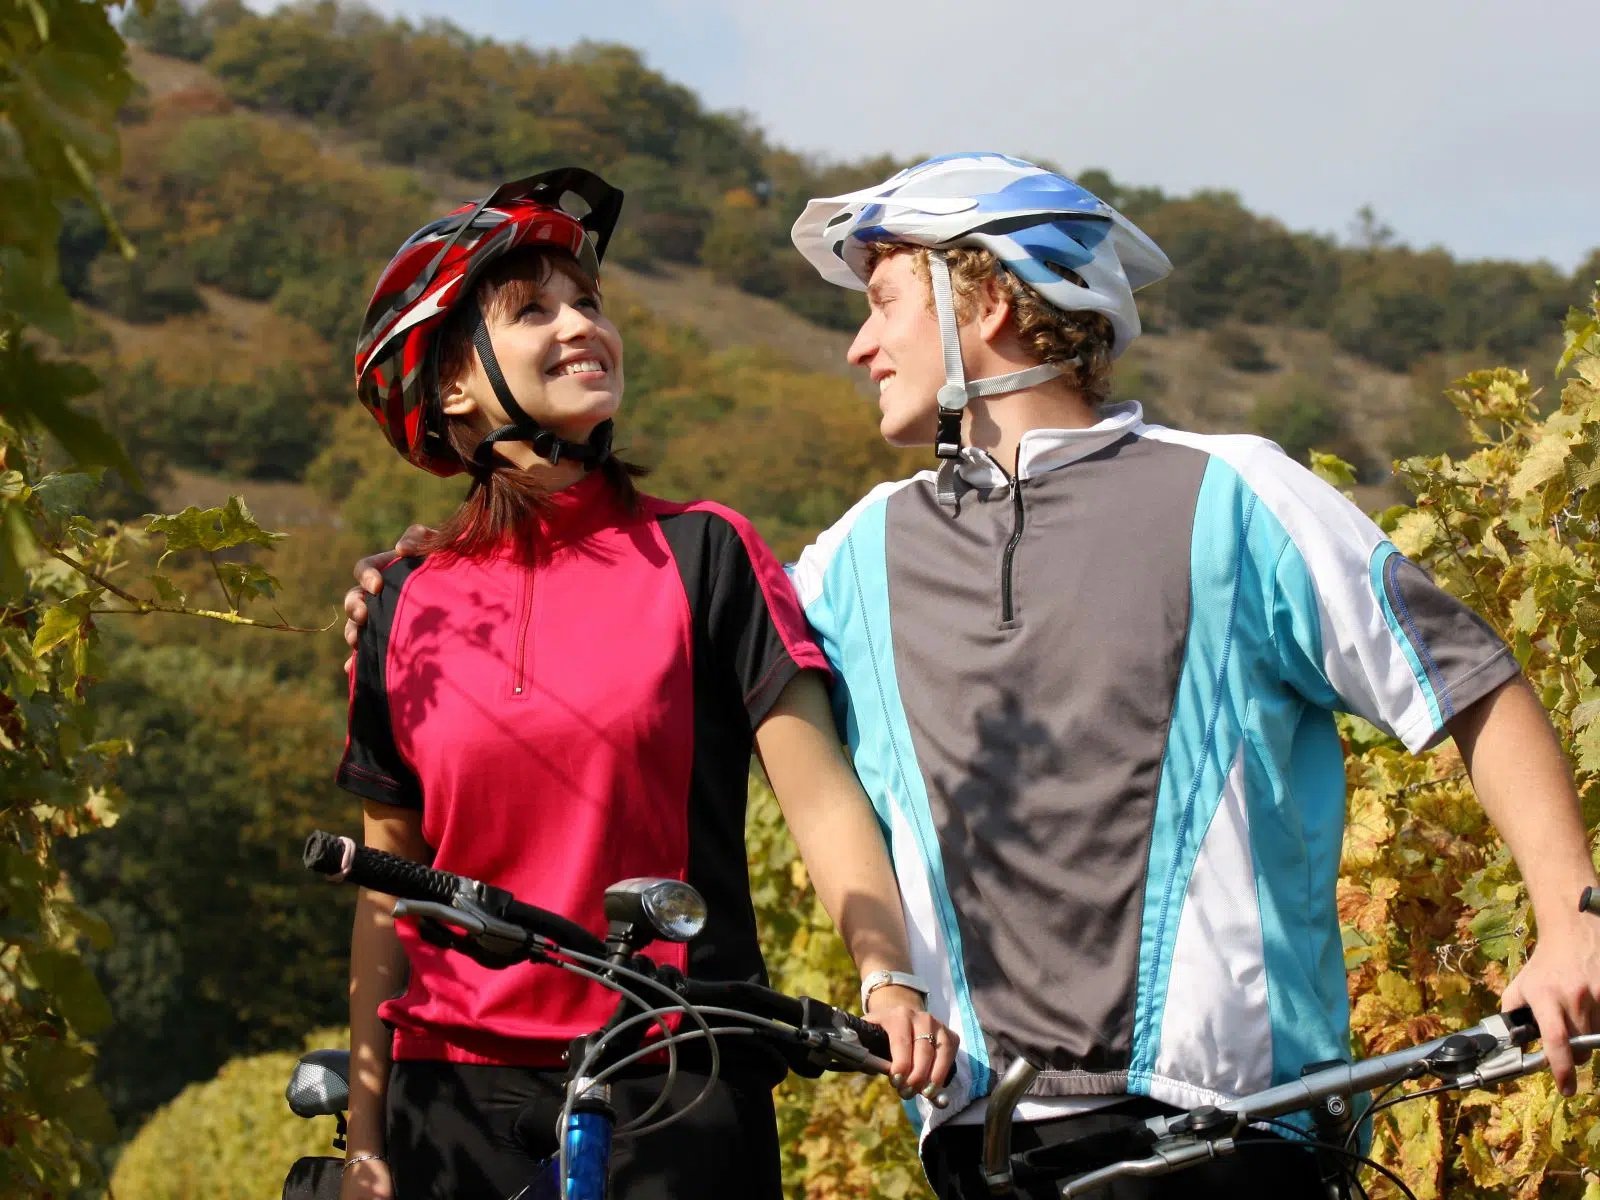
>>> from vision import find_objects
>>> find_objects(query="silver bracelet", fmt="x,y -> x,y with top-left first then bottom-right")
343,1152 -> 385,1172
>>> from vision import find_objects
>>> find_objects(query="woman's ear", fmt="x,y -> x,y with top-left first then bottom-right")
439,362 -> 478,417
975,273 -> 1013,346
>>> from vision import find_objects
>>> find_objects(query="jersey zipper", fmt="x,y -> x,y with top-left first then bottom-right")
512,566 -> 535,696
1000,473 -> 1026,624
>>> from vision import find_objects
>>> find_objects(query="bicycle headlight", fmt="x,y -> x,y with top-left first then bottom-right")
602,878 -> 707,944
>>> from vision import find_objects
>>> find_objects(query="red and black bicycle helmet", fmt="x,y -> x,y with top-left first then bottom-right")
354,167 -> 626,478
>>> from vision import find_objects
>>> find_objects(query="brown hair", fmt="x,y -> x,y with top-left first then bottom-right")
864,242 -> 1118,405
420,247 -> 645,559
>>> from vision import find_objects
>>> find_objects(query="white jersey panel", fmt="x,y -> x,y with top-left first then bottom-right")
1134,424 -> 1437,750
1152,746 -> 1273,1095
787,475 -> 932,612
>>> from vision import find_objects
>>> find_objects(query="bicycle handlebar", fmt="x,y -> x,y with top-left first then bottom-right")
303,830 -> 607,957
303,831 -> 903,1077
1034,1012 -> 1600,1198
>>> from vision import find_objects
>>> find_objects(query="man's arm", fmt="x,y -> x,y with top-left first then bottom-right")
755,671 -> 957,1098
1449,676 -> 1600,1095
343,525 -> 432,670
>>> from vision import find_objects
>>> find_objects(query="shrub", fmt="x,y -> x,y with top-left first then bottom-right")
110,1029 -> 347,1200
1207,323 -> 1275,373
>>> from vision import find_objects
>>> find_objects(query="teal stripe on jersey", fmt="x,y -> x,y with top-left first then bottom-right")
1247,505 -> 1353,1090
1130,460 -> 1257,1088
1370,542 -> 1444,728
807,497 -> 993,1100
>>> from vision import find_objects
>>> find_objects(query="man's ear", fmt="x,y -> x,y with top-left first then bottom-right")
975,273 -> 1013,346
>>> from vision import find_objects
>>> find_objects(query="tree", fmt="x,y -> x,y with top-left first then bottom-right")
1334,289 -> 1600,1196
1,5 -> 315,1191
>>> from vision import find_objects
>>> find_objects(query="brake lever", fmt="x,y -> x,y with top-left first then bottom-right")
393,897 -> 546,968
793,1023 -> 951,1109
1058,1138 -> 1235,1198
1447,1032 -> 1600,1090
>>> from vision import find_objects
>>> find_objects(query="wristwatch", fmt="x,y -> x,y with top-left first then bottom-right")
860,969 -> 929,1012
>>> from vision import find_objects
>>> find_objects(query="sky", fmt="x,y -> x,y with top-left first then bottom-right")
264,0 -> 1596,271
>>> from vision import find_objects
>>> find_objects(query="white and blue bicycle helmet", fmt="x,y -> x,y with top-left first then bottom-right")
792,153 -> 1171,474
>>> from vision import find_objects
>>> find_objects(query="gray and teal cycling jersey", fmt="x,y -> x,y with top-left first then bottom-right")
788,401 -> 1517,1135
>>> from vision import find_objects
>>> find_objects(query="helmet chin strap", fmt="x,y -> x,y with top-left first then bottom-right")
464,296 -> 614,477
927,250 -> 1068,508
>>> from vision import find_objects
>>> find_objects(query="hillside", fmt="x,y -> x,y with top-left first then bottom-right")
100,40 -> 1467,526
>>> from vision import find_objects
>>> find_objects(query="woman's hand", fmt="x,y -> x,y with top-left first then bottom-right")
343,524 -> 434,673
863,983 -> 958,1099
339,1155 -> 394,1200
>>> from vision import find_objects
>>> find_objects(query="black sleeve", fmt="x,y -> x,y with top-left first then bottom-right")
661,510 -> 830,731
335,563 -> 423,809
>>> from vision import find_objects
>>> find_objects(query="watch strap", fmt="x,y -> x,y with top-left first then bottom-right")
860,969 -> 929,1012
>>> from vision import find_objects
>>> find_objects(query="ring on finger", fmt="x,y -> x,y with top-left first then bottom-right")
914,1033 -> 939,1046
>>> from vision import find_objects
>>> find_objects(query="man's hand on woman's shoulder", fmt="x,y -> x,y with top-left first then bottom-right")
343,524 -> 436,672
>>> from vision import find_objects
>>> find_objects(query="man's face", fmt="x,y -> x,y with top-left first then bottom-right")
848,251 -> 944,447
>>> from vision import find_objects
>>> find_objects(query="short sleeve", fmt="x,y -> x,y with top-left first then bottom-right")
336,570 -> 423,809
699,513 -> 831,728
1264,470 -> 1518,753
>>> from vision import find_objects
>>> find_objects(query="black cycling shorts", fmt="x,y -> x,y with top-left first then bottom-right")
920,1097 -> 1329,1200
385,1059 -> 782,1200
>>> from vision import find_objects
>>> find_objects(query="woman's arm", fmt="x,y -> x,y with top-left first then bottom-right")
755,671 -> 957,1096
341,800 -> 428,1200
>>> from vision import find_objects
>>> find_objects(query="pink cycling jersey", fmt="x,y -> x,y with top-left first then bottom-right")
338,472 -> 827,1067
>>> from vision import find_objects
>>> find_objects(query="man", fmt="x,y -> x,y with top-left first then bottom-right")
347,154 -> 1600,1198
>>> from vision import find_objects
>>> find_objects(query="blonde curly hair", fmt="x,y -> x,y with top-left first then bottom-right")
864,242 -> 1117,405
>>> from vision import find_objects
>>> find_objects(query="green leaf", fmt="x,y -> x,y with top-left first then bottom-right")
1468,908 -> 1516,944
215,561 -> 278,607
23,947 -> 112,1036
20,1037 -> 115,1139
1510,587 -> 1541,635
0,339 -> 137,480
0,495 -> 43,595
1309,450 -> 1358,491
1577,718 -> 1600,776
148,572 -> 186,607
31,590 -> 99,658
61,904 -> 113,951
21,1037 -> 95,1094
31,469 -> 102,521
53,1083 -> 117,1143
146,496 -> 285,561
1558,298 -> 1600,376
0,469 -> 30,501
32,602 -> 83,657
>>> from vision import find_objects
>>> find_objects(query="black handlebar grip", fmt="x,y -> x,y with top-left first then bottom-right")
501,897 -> 608,959
303,831 -> 457,905
1502,1004 -> 1539,1042
302,830 -> 348,876
830,1007 -> 893,1059
1582,886 -> 1599,916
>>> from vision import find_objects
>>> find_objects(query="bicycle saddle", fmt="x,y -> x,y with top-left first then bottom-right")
286,1049 -> 350,1117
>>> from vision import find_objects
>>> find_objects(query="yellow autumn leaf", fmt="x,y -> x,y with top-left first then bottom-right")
1390,509 -> 1441,558
1511,433 -> 1573,497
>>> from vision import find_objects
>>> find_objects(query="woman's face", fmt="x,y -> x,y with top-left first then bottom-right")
444,263 -> 625,445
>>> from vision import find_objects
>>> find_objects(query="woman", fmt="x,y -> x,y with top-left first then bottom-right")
337,168 -> 954,1200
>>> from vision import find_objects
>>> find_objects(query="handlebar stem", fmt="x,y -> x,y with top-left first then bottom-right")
982,1056 -> 1041,1193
